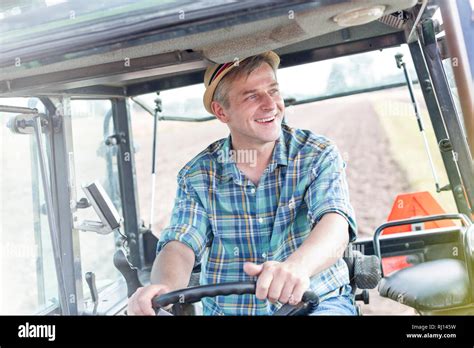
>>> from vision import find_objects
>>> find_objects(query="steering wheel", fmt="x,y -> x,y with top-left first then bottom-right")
113,250 -> 319,316
152,281 -> 319,316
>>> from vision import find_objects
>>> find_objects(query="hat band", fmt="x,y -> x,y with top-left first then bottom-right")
208,62 -> 233,86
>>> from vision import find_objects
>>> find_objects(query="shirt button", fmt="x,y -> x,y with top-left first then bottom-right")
250,188 -> 256,194
258,217 -> 264,224
288,198 -> 295,209
262,252 -> 267,258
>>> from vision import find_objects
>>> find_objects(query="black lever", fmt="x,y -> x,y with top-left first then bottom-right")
85,272 -> 99,315
273,290 -> 319,316
113,249 -> 143,297
355,290 -> 369,304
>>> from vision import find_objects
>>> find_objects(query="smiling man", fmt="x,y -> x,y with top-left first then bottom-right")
128,51 -> 357,316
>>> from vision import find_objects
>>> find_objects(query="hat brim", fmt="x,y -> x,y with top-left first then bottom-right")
203,51 -> 280,115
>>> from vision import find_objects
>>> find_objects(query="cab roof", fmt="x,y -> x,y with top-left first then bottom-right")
0,0 -> 437,98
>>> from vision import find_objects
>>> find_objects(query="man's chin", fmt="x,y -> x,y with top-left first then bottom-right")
256,128 -> 281,144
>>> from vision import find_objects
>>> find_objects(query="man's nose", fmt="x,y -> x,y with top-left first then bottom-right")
260,92 -> 276,110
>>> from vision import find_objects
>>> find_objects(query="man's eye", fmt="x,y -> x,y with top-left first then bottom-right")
270,89 -> 279,95
247,94 -> 257,100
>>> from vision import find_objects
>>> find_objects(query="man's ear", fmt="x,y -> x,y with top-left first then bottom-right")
211,101 -> 230,123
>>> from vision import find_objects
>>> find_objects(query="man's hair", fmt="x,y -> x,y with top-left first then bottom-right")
213,54 -> 278,110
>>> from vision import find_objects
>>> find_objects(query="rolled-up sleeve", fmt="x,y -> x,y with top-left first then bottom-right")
304,144 -> 357,242
156,177 -> 211,266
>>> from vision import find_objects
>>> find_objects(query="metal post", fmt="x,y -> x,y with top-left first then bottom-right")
40,97 -> 84,315
29,117 -> 46,308
24,97 -> 47,307
32,115 -> 70,314
111,98 -> 143,268
150,93 -> 161,230
418,20 -> 474,214
439,0 -> 474,156
409,40 -> 472,217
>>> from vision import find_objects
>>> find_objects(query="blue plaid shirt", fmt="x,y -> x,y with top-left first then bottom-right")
157,123 -> 357,315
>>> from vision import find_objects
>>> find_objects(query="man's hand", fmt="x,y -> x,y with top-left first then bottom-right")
127,284 -> 171,315
243,261 -> 310,305
128,241 -> 195,315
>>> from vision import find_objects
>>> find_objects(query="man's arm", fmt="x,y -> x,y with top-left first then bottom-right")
244,143 -> 355,305
244,213 -> 349,305
127,241 -> 195,315
151,241 -> 195,288
285,212 -> 349,277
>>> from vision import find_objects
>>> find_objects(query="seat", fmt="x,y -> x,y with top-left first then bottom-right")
378,258 -> 471,310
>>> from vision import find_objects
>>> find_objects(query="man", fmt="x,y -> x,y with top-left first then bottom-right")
128,51 -> 357,315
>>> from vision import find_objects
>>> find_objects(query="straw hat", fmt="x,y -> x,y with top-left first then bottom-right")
202,51 -> 280,114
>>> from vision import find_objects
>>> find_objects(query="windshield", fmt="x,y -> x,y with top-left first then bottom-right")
134,45 -> 419,119
131,44 -> 458,238
1,0 -> 228,41
0,0 -> 279,69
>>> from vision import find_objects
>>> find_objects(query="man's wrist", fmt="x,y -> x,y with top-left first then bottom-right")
283,257 -> 312,278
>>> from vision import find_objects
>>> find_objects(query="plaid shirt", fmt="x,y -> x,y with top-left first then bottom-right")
157,123 -> 357,315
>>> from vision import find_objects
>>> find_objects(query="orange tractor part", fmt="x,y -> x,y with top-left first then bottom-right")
381,191 -> 455,275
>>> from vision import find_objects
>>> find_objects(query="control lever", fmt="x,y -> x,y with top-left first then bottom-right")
355,290 -> 370,304
85,272 -> 99,315
272,291 -> 319,316
113,249 -> 143,297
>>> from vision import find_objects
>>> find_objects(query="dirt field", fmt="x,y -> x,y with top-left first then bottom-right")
132,89 -> 418,315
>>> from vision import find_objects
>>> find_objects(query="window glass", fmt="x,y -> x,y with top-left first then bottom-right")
130,96 -> 226,235
130,44 -> 459,316
1,0 -> 204,39
70,99 -> 123,300
135,44 -> 458,239
278,46 -> 417,101
0,97 -> 58,314
281,44 -> 457,235
133,84 -> 209,121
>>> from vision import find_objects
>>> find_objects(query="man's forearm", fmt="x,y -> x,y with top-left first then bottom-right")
285,212 -> 349,278
150,241 -> 196,290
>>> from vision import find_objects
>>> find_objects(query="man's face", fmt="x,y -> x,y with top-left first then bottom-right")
213,63 -> 285,147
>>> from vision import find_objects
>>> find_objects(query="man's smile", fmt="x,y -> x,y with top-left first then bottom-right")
254,114 -> 279,125
255,116 -> 275,124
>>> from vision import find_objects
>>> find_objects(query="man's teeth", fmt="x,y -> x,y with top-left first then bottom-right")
255,116 -> 275,123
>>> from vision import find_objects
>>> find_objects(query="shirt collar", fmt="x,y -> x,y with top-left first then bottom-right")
272,130 -> 289,167
217,130 -> 289,184
219,135 -> 244,184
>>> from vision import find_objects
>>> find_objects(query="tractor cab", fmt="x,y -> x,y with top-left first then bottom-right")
0,0 -> 473,317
